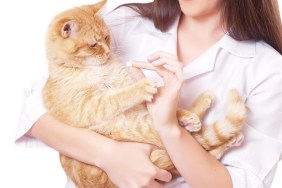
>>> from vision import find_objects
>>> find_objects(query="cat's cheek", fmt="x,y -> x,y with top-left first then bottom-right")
62,40 -> 77,53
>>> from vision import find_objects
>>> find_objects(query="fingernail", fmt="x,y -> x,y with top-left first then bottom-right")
126,61 -> 132,67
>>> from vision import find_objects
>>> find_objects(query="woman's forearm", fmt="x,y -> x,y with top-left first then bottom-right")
158,126 -> 233,188
29,113 -> 172,187
29,113 -> 115,168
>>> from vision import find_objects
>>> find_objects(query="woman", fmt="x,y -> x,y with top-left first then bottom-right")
16,0 -> 282,187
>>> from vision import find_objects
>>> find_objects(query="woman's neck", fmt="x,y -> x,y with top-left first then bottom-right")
177,12 -> 225,65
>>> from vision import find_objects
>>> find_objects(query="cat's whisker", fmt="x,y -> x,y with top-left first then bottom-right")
111,45 -> 126,56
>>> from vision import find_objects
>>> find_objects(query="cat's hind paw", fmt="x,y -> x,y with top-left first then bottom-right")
189,90 -> 214,118
228,133 -> 244,147
196,90 -> 214,110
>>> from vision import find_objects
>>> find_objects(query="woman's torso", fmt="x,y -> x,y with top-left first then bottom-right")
103,5 -> 282,188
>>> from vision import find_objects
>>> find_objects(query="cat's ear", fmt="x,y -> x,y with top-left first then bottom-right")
91,0 -> 107,12
61,20 -> 78,38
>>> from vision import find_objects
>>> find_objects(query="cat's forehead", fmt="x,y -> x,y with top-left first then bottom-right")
82,17 -> 109,35
57,5 -> 105,25
64,15 -> 107,32
74,9 -> 107,29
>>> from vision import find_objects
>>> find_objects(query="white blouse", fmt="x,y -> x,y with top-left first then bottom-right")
15,2 -> 282,188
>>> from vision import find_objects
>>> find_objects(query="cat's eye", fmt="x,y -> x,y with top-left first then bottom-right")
89,43 -> 98,48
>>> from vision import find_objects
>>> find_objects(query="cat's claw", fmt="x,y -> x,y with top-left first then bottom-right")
145,95 -> 154,102
228,133 -> 244,147
142,79 -> 157,102
145,79 -> 158,94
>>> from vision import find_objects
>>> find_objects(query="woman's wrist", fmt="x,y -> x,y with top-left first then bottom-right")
156,122 -> 184,139
92,136 -> 119,169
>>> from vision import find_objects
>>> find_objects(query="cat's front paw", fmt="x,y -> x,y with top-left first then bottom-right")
178,112 -> 201,132
138,79 -> 158,102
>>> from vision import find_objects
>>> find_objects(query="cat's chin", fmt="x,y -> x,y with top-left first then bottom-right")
84,57 -> 109,67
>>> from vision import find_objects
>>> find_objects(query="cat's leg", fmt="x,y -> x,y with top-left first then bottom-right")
178,91 -> 214,132
189,90 -> 214,119
202,89 -> 245,145
90,79 -> 157,121
194,89 -> 246,155
90,115 -> 165,148
208,133 -> 244,159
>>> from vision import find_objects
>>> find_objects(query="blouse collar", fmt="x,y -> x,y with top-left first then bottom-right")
157,15 -> 257,80
159,14 -> 256,59
218,35 -> 256,58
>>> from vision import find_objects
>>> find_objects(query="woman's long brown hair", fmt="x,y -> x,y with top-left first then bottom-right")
120,0 -> 282,54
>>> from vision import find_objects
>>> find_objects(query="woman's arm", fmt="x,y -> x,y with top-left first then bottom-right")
131,52 -> 232,188
29,113 -> 171,187
29,113 -> 115,167
158,124 -> 232,188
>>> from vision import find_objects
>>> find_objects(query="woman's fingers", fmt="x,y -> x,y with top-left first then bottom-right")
129,60 -> 179,78
154,167 -> 172,183
147,51 -> 177,62
129,61 -> 167,77
127,65 -> 146,81
151,57 -> 183,69
147,52 -> 184,81
128,61 -> 156,71
147,51 -> 182,70
128,56 -> 184,86
149,181 -> 165,188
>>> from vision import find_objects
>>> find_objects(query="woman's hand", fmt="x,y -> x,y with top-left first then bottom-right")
31,114 -> 171,188
129,51 -> 184,132
128,52 -> 233,188
101,141 -> 172,188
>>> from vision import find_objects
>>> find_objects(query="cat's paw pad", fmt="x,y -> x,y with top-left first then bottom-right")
179,113 -> 201,132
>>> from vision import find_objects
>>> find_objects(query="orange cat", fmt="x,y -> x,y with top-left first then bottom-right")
43,1 -> 246,187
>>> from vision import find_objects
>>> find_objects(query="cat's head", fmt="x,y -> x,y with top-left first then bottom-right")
46,1 -> 111,68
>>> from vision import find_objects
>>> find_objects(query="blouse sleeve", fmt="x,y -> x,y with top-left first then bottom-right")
15,76 -> 48,147
221,45 -> 282,187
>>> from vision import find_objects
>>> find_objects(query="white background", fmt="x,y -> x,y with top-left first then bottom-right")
0,0 -> 281,187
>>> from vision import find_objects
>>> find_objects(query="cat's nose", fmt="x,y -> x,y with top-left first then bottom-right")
105,50 -> 111,57
101,44 -> 111,57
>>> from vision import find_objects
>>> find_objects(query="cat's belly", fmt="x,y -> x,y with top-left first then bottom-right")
89,109 -> 162,147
